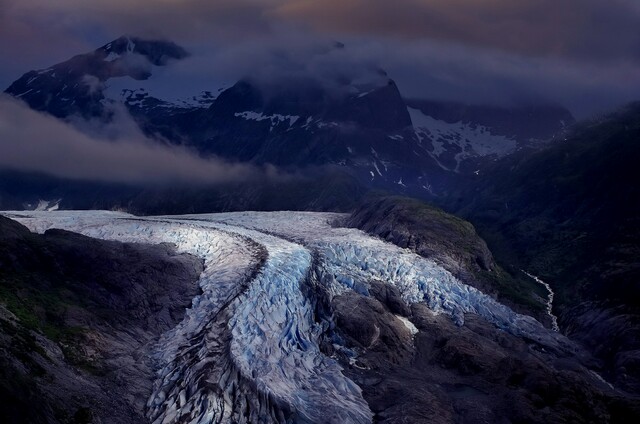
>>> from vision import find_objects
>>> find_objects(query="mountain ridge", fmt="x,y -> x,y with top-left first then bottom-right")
3,36 -> 574,199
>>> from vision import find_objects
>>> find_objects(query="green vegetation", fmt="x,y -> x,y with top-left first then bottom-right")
0,272 -> 98,374
401,198 -> 548,314
350,195 -> 547,316
0,276 -> 84,339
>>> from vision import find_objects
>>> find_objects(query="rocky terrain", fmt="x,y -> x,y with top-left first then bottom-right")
0,215 -> 203,423
340,197 -> 640,422
345,196 -> 548,321
443,102 -> 640,394
330,294 -> 640,424
2,210 -> 640,423
1,36 -> 573,211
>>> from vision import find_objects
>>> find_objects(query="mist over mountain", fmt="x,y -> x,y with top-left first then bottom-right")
2,35 -> 576,205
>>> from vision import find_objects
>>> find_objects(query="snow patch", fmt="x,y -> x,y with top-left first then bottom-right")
235,111 -> 300,130
33,199 -> 61,212
396,315 -> 419,336
372,161 -> 383,176
126,37 -> 135,53
104,51 -> 120,62
408,107 -> 517,163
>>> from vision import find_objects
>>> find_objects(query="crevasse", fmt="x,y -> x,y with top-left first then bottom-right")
5,210 -> 577,423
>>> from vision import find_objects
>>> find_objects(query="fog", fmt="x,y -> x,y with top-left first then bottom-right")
0,95 -> 270,185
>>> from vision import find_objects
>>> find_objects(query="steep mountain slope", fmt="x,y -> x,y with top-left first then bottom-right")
5,36 -> 188,120
346,196 -> 549,321
0,215 -> 203,423
3,36 -> 573,206
448,101 -> 640,392
407,99 -> 575,174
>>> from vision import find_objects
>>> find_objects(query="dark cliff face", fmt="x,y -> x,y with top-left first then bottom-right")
0,216 -> 203,424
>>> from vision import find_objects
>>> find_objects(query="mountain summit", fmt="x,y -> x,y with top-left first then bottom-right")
4,36 -> 188,119
4,36 -> 574,199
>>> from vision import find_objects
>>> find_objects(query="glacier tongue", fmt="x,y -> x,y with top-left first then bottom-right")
177,211 -> 573,351
6,211 -> 372,424
4,210 -> 578,423
181,220 -> 371,424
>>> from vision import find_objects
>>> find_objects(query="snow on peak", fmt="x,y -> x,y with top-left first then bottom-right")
408,106 -> 517,167
104,51 -> 120,62
235,111 -> 300,130
126,37 -> 135,53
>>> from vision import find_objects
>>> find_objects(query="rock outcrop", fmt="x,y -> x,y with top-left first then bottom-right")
345,196 -> 547,320
0,216 -> 203,423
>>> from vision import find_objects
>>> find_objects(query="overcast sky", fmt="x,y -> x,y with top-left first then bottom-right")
1,0 -> 639,117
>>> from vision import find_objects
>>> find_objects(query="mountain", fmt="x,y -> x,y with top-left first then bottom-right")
0,215 -> 203,423
5,36 -> 188,120
3,36 -> 574,208
447,101 -> 640,392
3,33 -> 640,424
407,99 -> 575,174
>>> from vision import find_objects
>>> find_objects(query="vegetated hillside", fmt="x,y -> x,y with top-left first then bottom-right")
447,102 -> 640,392
0,216 -> 203,423
346,196 -> 548,321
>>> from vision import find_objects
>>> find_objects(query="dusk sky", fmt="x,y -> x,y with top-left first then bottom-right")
2,0 -> 640,117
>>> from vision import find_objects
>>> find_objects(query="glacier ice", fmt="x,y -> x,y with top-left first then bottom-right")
2,210 -> 578,423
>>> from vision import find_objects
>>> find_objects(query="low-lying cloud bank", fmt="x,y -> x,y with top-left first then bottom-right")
0,95 -> 269,185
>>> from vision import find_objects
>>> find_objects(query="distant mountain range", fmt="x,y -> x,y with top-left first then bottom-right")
3,36 -> 574,206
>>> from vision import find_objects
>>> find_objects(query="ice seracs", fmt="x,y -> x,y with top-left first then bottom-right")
2,210 -> 579,423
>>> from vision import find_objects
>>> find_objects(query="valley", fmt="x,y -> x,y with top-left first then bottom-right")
1,210 -> 638,423
1,18 -> 639,423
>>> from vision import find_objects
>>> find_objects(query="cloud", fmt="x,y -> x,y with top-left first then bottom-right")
1,0 -> 639,118
343,38 -> 640,117
275,0 -> 640,63
0,95 -> 268,185
3,0 -> 639,63
113,33 -> 640,118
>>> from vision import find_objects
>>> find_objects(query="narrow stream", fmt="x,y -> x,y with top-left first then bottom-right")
5,210 -> 579,422
523,271 -> 560,332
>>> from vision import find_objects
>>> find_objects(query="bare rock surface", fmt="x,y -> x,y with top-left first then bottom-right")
0,216 -> 204,423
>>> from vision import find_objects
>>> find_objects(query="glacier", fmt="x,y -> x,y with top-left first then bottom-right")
2,210 -> 579,423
